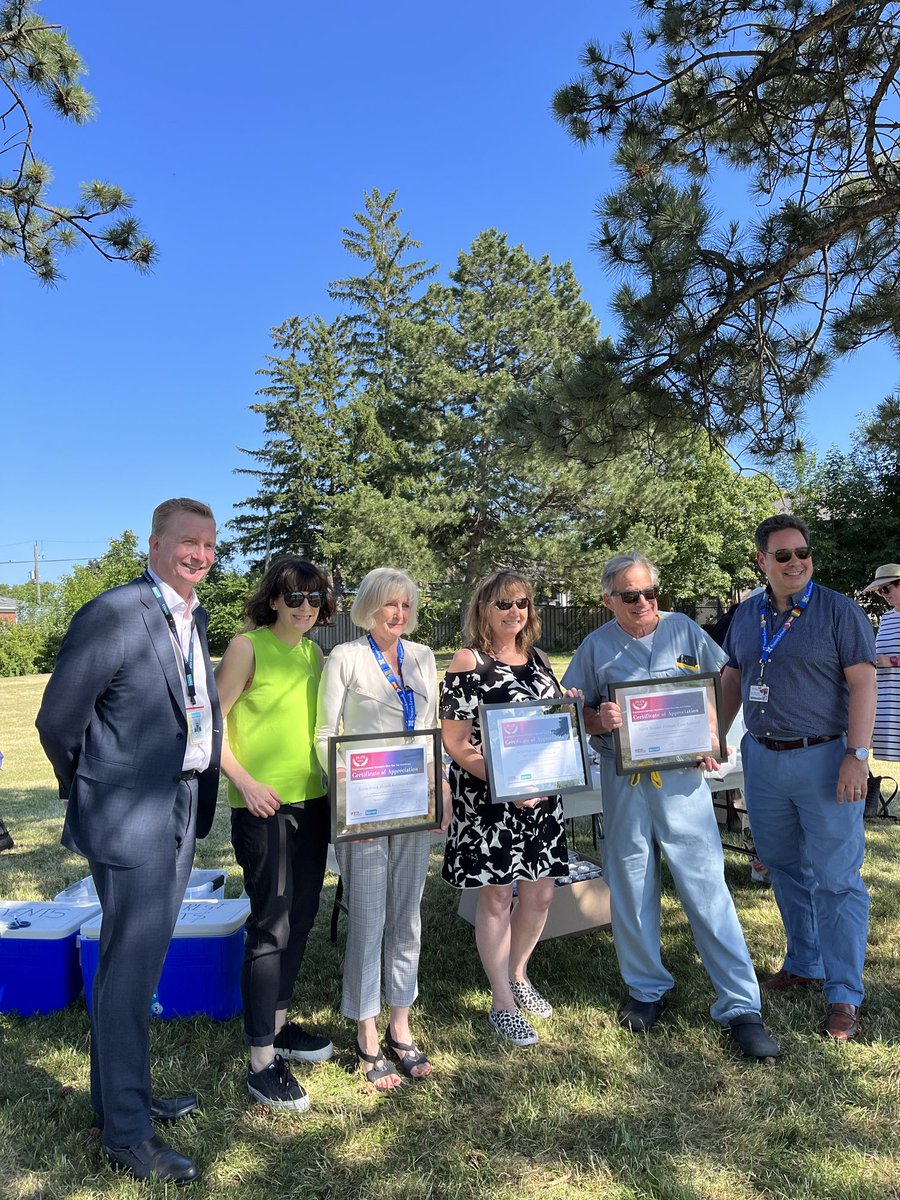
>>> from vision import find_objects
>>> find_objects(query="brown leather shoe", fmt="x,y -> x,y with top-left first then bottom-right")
825,1002 -> 861,1041
761,968 -> 823,990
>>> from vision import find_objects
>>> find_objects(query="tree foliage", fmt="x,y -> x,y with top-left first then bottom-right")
527,0 -> 900,462
393,229 -> 600,589
786,440 -> 900,610
230,315 -> 365,580
1,0 -> 155,282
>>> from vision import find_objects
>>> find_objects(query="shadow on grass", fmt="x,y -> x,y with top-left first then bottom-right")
2,806 -> 900,1196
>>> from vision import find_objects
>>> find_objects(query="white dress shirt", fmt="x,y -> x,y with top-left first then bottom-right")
147,568 -> 212,772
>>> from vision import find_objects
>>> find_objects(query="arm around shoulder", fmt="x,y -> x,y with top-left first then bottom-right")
315,643 -> 351,772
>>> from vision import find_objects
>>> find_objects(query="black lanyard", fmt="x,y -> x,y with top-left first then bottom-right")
144,571 -> 198,704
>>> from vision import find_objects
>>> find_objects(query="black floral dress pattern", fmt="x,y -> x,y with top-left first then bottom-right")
440,650 -> 569,888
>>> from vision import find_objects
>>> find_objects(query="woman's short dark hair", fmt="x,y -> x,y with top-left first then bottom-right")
244,557 -> 335,628
464,569 -> 541,654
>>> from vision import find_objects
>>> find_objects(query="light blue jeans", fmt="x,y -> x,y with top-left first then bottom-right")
741,734 -> 869,1006
600,761 -> 761,1026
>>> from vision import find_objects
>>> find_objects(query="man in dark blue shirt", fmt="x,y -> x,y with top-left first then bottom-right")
720,515 -> 876,1042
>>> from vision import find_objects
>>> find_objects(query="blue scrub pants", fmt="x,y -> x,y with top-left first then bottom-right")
741,734 -> 869,1006
600,762 -> 761,1026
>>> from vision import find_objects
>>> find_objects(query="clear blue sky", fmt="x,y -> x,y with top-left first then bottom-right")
3,1 -> 895,585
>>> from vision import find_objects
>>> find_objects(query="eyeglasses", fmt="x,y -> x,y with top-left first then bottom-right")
493,597 -> 530,611
878,581 -> 900,596
284,590 -> 323,608
611,587 -> 659,603
764,546 -> 812,563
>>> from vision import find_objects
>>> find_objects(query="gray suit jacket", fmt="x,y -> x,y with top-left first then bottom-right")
36,575 -> 222,868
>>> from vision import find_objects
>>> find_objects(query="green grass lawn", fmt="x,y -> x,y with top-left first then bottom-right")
1,671 -> 900,1200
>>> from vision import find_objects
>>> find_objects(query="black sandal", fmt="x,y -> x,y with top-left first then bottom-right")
385,1027 -> 432,1079
354,1041 -> 401,1087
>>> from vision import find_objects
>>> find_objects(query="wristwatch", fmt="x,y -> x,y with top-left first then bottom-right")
845,747 -> 870,761
890,654 -> 900,667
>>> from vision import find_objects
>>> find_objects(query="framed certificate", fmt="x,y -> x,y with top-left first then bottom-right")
478,698 -> 592,803
328,728 -> 443,843
610,673 -> 726,775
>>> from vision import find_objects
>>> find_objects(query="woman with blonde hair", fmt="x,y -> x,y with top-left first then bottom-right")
316,568 -> 442,1088
440,570 -> 572,1047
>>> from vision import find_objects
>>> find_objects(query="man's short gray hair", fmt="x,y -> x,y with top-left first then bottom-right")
350,568 -> 419,634
601,551 -> 659,597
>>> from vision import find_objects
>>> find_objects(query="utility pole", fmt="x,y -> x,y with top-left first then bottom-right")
33,542 -> 41,607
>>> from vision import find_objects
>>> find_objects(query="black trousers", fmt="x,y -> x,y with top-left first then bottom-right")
230,796 -> 329,1045
89,779 -> 196,1146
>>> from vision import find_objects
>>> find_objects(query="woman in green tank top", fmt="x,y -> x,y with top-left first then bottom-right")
215,557 -> 337,1114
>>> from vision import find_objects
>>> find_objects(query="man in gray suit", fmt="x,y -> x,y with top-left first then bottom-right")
37,498 -> 221,1185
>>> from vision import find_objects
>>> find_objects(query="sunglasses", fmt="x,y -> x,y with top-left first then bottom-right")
284,590 -> 323,608
878,581 -> 900,596
493,597 -> 530,611
765,546 -> 812,563
612,587 -> 659,603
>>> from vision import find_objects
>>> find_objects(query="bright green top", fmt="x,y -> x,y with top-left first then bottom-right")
226,627 -> 324,809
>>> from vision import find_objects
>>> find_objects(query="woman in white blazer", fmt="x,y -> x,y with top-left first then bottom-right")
316,568 -> 442,1089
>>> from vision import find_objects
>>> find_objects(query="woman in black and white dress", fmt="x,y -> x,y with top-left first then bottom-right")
440,570 -> 576,1047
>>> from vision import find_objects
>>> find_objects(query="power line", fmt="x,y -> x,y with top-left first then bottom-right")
0,557 -> 93,565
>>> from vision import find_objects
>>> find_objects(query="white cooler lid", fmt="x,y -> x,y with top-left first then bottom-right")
80,898 -> 250,940
0,900 -> 101,938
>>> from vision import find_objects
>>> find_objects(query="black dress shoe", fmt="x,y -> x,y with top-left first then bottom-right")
103,1133 -> 200,1185
92,1095 -> 200,1132
618,997 -> 664,1033
150,1094 -> 200,1123
729,1014 -> 781,1058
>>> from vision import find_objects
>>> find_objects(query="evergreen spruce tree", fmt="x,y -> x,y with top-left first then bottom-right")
395,229 -> 600,590
230,315 -> 362,584
328,187 -> 437,487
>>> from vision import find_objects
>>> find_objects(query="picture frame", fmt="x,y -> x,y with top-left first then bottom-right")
328,728 -> 443,844
610,673 -> 726,776
478,697 -> 592,803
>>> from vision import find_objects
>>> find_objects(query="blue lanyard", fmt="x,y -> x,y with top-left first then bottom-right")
144,571 -> 197,704
366,634 -> 417,731
758,580 -> 814,675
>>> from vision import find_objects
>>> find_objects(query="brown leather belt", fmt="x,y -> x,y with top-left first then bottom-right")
753,734 -> 841,752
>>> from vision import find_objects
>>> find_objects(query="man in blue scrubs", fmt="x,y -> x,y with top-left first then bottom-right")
563,551 -> 779,1058
720,515 -> 876,1041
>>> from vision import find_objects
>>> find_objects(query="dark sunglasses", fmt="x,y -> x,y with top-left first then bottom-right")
878,581 -> 900,596
765,546 -> 812,563
612,587 -> 659,604
284,590 -> 323,608
493,597 -> 530,611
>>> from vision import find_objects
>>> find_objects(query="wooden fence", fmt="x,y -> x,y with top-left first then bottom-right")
309,604 -> 618,654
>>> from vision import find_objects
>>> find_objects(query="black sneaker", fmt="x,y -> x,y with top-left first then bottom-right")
273,1021 -> 334,1063
247,1054 -> 310,1112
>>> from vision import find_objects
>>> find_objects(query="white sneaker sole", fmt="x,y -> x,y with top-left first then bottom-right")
277,1040 -> 334,1064
488,1014 -> 539,1047
247,1082 -> 311,1112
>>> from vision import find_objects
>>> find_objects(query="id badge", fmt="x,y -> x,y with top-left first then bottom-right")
187,704 -> 205,745
749,683 -> 769,703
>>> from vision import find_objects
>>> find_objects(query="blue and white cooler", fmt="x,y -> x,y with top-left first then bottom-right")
80,898 -> 250,1020
0,899 -> 101,1015
54,868 -> 227,905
